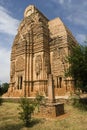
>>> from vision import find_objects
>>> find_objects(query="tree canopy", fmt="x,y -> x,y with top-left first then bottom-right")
66,44 -> 87,91
0,82 -> 9,95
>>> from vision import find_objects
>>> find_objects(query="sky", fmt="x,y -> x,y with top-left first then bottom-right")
0,0 -> 87,83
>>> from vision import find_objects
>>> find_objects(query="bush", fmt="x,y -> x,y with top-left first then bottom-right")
35,92 -> 45,112
73,99 -> 87,111
18,98 -> 35,127
69,93 -> 87,111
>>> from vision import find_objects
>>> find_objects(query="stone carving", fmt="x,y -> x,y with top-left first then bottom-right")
33,13 -> 40,23
52,49 -> 64,76
35,55 -> 42,75
53,48 -> 60,59
52,49 -> 60,64
15,56 -> 24,71
59,48 -> 68,71
44,53 -> 50,74
24,5 -> 35,17
10,62 -> 15,76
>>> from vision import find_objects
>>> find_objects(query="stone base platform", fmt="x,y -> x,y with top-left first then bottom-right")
39,102 -> 64,118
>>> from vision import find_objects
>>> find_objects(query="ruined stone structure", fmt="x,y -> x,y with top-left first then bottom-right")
7,5 -> 78,97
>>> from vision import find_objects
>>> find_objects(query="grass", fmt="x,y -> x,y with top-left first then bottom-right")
0,102 -> 87,130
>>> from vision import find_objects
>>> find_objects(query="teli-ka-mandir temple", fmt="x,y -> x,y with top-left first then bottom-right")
7,5 -> 78,97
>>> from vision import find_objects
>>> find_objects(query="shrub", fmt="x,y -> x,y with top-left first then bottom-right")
69,93 -> 87,111
18,98 -> 35,127
35,92 -> 45,112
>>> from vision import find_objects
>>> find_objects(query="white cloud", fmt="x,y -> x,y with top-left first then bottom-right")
51,0 -> 71,5
0,5 -> 20,35
76,34 -> 86,44
65,1 -> 87,28
59,0 -> 65,4
51,0 -> 87,28
59,0 -> 71,5
67,9 -> 87,28
0,47 -> 10,83
0,5 -> 20,83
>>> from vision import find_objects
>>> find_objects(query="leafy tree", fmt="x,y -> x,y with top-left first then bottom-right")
65,44 -> 87,92
1,83 -> 9,95
18,98 -> 35,127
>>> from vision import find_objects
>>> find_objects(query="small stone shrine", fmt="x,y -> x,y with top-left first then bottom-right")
6,5 -> 78,97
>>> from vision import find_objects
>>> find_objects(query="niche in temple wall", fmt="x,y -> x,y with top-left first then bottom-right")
44,53 -> 51,75
11,62 -> 15,76
35,55 -> 42,75
15,56 -> 25,72
10,62 -> 15,82
52,48 -> 64,76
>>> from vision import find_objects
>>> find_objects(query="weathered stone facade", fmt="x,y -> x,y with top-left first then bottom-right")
7,5 -> 78,97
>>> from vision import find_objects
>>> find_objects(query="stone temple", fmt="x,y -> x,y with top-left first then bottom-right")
7,5 -> 78,97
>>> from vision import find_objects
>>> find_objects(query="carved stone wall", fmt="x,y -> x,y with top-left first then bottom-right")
10,62 -> 15,76
52,49 -> 64,76
15,56 -> 24,72
35,55 -> 42,75
44,53 -> 50,75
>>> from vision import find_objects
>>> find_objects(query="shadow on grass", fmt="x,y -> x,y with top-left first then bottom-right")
0,119 -> 44,130
0,123 -> 23,130
24,118 -> 45,128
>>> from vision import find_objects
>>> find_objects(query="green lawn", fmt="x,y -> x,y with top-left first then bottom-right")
0,102 -> 87,130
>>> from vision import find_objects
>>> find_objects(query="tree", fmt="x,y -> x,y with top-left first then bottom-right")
65,44 -> 87,92
0,83 -> 9,95
18,98 -> 35,127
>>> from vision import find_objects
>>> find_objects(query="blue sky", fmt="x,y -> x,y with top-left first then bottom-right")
0,0 -> 87,83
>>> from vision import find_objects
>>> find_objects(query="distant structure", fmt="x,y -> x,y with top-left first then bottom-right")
7,5 -> 78,97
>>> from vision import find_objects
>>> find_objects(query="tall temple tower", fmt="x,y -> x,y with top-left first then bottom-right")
9,5 -> 51,97
7,5 -> 78,97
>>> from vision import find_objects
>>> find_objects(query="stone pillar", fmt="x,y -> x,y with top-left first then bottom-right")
48,74 -> 55,103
